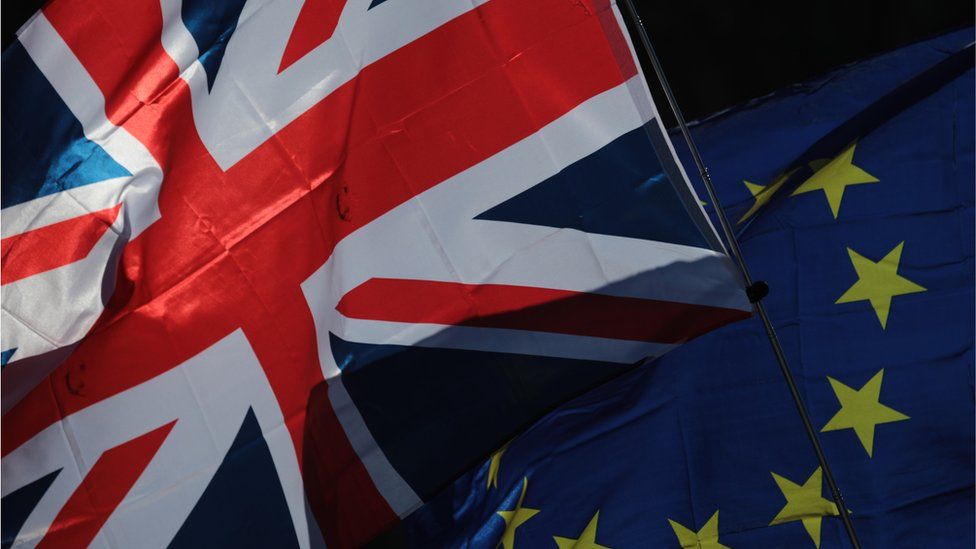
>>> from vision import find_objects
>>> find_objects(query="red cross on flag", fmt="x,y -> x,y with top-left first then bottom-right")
1,0 -> 751,546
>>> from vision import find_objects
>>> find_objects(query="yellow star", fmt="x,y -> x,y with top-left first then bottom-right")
737,169 -> 797,224
487,447 -> 506,489
668,510 -> 729,549
770,468 -> 838,548
792,141 -> 878,218
835,241 -> 926,329
554,511 -> 611,549
822,369 -> 909,457
496,477 -> 539,549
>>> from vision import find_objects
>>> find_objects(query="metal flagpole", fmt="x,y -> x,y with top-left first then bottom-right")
617,1 -> 862,547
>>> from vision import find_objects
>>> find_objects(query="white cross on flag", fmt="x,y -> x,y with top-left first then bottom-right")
1,0 -> 750,546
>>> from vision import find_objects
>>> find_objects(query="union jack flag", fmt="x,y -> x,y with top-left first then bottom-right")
1,0 -> 751,546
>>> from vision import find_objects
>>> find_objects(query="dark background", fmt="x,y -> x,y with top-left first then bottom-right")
3,1 -> 973,123
624,0 -> 973,125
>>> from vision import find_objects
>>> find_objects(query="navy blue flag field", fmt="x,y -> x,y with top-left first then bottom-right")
400,28 -> 975,548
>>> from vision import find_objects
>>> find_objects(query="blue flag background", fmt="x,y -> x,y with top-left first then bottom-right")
400,28 -> 975,548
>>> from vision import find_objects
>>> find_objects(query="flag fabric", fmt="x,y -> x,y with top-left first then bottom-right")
401,28 -> 975,548
0,1 -> 751,547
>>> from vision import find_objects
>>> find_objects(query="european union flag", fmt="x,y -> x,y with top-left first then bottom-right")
399,28 -> 974,548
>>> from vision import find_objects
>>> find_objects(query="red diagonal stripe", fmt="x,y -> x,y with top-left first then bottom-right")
339,278 -> 751,344
1,204 -> 122,285
37,421 -> 175,548
278,0 -> 348,73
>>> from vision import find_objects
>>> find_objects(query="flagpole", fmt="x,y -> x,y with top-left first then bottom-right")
617,1 -> 861,547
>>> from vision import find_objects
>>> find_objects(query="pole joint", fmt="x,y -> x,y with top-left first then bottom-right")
746,281 -> 769,303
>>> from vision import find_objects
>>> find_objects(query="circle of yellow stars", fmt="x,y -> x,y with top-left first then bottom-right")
733,140 -> 916,546
482,372 -> 911,547
479,140 -> 923,548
